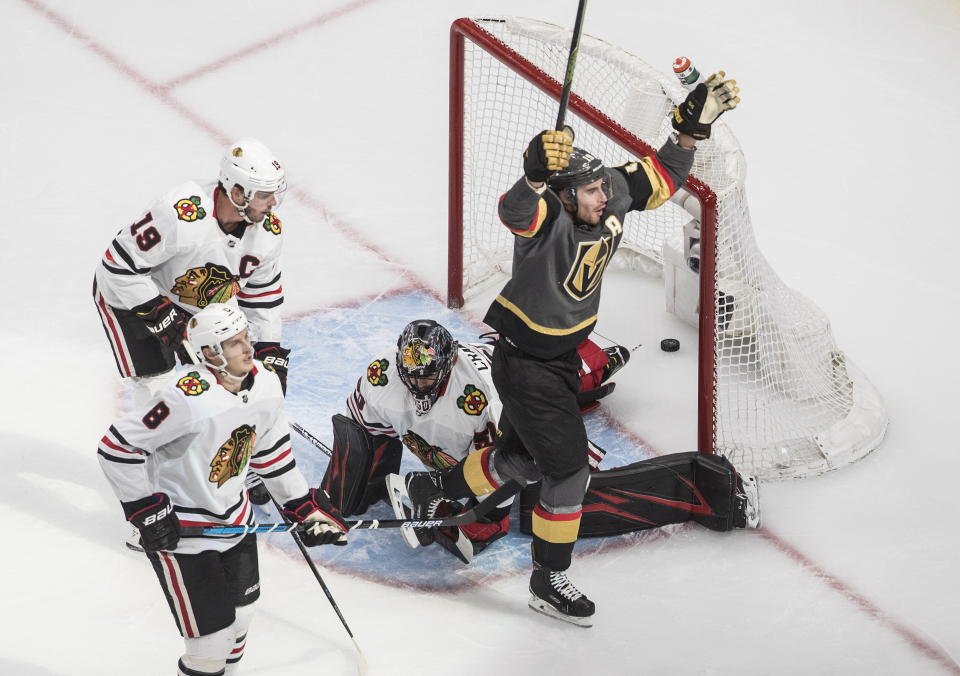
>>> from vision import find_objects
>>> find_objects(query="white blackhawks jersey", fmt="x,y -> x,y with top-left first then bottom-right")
347,343 -> 502,469
98,362 -> 308,554
94,180 -> 284,342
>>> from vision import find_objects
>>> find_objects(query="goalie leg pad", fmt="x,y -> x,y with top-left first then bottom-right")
322,414 -> 402,516
520,452 -> 745,537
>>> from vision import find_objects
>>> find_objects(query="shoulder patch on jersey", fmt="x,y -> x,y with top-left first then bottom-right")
177,371 -> 210,396
174,195 -> 207,222
366,359 -> 389,386
262,211 -> 282,235
457,384 -> 488,416
209,424 -> 256,488
402,430 -> 458,469
171,262 -> 240,308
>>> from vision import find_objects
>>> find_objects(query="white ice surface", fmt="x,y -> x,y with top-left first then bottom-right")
1,1 -> 958,674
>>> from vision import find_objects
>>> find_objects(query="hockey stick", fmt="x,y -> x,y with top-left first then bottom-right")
180,479 -> 522,537
289,418 -> 332,457
265,492 -> 368,676
555,0 -> 589,130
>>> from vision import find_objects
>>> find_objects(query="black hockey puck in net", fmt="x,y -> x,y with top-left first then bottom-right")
660,338 -> 680,352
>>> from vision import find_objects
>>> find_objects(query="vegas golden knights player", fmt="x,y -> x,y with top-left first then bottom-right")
403,73 -> 742,626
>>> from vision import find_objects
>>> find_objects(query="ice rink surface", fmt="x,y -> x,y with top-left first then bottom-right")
2,1 -> 958,674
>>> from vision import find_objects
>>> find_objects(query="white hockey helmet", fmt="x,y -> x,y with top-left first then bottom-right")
186,303 -> 249,373
219,138 -> 287,204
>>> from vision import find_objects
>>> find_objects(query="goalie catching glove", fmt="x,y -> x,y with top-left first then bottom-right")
123,493 -> 180,552
253,342 -> 290,395
671,71 -> 741,140
132,295 -> 188,349
523,127 -> 575,183
282,488 -> 348,546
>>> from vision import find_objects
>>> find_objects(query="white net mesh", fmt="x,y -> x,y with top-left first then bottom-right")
454,17 -> 887,479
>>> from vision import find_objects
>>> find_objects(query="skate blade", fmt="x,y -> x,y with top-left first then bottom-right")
527,596 -> 593,628
435,527 -> 474,564
384,473 -> 420,549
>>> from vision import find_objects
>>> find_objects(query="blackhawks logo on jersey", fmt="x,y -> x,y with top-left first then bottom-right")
209,424 -> 256,488
177,371 -> 210,396
174,195 -> 206,222
402,430 -> 457,470
366,359 -> 389,386
171,263 -> 240,309
262,211 -> 282,235
457,384 -> 488,416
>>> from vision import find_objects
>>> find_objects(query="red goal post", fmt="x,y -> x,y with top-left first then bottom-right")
447,17 -> 887,479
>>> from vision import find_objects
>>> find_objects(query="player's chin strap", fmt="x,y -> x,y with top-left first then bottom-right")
181,338 -> 246,385
224,188 -> 265,226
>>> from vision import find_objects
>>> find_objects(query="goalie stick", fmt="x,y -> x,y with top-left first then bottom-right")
180,480 -> 522,537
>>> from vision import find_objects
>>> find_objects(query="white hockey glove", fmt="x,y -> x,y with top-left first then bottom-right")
672,71 -> 741,140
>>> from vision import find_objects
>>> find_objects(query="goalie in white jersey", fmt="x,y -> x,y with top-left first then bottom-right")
321,319 -> 628,562
93,138 -> 292,401
98,304 -> 346,676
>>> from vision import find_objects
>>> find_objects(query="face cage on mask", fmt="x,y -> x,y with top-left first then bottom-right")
400,365 -> 452,416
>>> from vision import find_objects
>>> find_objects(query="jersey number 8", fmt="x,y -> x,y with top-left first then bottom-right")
141,401 -> 170,429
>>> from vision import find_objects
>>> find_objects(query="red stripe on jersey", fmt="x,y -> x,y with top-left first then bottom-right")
96,293 -> 132,376
232,498 -> 251,525
99,436 -> 141,455
104,249 -> 117,263
250,448 -> 292,469
646,153 -> 677,195
160,552 -> 196,638
532,504 -> 582,522
479,447 -> 500,490
237,286 -> 282,299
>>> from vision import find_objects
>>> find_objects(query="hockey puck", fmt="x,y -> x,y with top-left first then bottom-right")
660,338 -> 680,352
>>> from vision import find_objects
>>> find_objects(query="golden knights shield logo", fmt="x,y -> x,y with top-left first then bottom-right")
402,430 -> 457,469
171,262 -> 240,308
366,359 -> 389,386
563,235 -> 613,301
209,424 -> 256,488
457,384 -> 488,416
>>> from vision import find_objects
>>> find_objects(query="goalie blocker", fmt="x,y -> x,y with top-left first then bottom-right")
519,452 -> 758,537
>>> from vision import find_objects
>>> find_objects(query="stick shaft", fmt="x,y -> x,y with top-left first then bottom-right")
555,0 -> 589,130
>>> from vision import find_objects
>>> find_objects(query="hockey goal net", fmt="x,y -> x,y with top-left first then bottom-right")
448,17 -> 887,479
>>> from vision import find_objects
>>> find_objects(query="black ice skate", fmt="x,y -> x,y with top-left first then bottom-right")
385,471 -> 457,548
405,471 -> 458,547
601,345 -> 630,382
528,566 -> 596,627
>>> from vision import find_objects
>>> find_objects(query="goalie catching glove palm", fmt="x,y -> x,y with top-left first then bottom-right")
672,71 -> 741,140
523,127 -> 575,183
282,488 -> 348,546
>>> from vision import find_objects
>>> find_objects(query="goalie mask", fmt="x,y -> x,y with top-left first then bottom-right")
187,303 -> 249,379
548,147 -> 611,205
219,138 -> 287,224
396,320 -> 457,416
